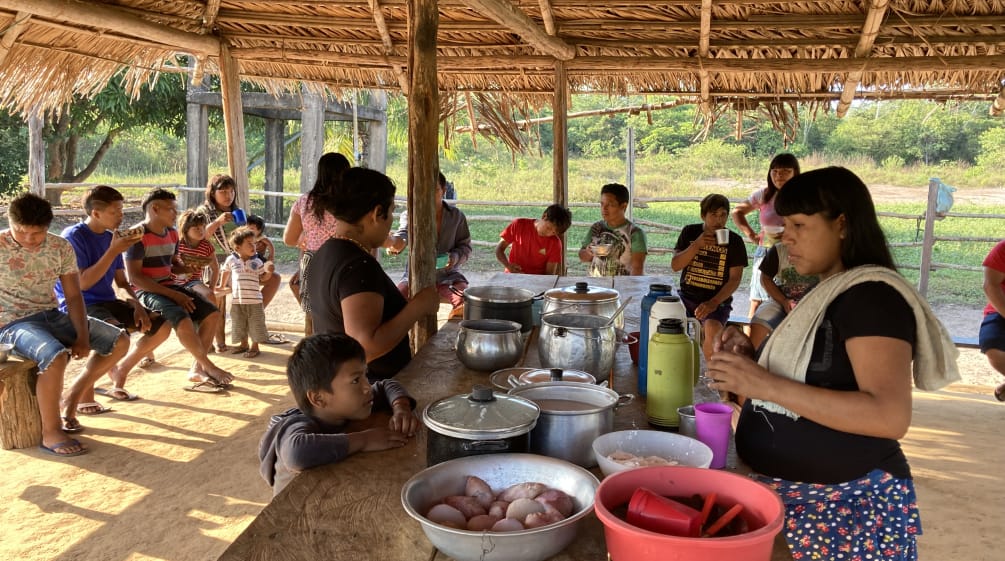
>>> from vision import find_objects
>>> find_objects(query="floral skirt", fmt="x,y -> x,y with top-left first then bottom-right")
751,469 -> 921,561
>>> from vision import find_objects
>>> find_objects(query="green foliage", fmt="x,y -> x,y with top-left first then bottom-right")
0,111 -> 27,195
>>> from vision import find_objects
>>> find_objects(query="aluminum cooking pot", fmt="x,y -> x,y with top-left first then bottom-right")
455,319 -> 523,371
542,282 -> 624,328
462,286 -> 538,334
538,313 -> 633,382
509,382 -> 634,468
423,385 -> 539,466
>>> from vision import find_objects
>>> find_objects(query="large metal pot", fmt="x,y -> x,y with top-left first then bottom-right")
509,382 -> 634,468
542,282 -> 623,328
455,319 -> 523,371
462,286 -> 537,334
423,385 -> 540,466
538,313 -> 625,382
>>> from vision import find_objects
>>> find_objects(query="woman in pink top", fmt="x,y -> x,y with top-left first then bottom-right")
284,152 -> 351,307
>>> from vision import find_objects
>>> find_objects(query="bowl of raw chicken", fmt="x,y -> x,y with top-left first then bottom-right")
592,429 -> 714,477
401,453 -> 599,561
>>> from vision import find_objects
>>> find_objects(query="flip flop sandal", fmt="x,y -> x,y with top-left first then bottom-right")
215,343 -> 229,353
264,333 -> 289,345
76,402 -> 113,415
184,380 -> 224,393
244,349 -> 260,358
137,357 -> 157,369
39,438 -> 87,457
231,347 -> 250,354
95,387 -> 140,401
62,417 -> 84,433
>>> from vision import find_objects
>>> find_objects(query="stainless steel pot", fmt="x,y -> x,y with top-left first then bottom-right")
542,282 -> 623,328
538,313 -> 627,382
462,286 -> 538,334
423,385 -> 540,466
455,319 -> 523,371
508,382 -> 634,468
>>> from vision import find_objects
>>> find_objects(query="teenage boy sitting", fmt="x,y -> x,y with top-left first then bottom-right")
495,204 -> 573,275
124,188 -> 233,391
259,333 -> 420,496
671,193 -> 748,361
56,185 -> 173,408
0,193 -> 128,456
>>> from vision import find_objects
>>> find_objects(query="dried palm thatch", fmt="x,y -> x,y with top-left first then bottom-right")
2,0 -> 1005,138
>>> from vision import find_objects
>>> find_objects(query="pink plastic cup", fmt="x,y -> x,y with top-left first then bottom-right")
694,402 -> 733,469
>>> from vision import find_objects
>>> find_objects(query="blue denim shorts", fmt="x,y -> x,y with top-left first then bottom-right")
679,293 -> 732,325
137,286 -> 219,327
979,311 -> 1005,354
0,309 -> 124,372
751,300 -> 787,330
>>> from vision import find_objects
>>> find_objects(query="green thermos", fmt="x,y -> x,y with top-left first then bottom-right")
646,318 -> 694,428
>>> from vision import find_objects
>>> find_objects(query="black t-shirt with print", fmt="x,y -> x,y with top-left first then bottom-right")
673,223 -> 748,304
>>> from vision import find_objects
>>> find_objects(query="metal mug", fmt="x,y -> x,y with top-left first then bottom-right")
677,405 -> 697,438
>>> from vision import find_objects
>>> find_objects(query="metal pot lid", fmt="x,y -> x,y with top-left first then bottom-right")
463,285 -> 536,303
519,368 -> 596,385
509,381 -> 619,410
545,282 -> 619,303
423,385 -> 540,440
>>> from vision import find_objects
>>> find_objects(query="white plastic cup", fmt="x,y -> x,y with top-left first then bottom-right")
715,228 -> 730,245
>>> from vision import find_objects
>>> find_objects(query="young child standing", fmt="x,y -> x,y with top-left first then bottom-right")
220,227 -> 273,358
671,193 -> 748,361
175,209 -> 219,305
259,333 -> 419,496
495,204 -> 572,275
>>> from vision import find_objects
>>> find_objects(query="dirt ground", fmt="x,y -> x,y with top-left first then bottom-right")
1,266 -> 1003,560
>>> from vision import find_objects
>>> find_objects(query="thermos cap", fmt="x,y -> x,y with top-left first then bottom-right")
656,295 -> 681,303
657,318 -> 684,334
648,284 -> 673,293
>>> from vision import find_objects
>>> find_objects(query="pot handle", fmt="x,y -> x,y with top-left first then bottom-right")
462,440 -> 513,453
614,392 -> 636,409
616,328 -> 638,346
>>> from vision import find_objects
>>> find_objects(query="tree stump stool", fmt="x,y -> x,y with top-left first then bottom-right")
0,357 -> 42,450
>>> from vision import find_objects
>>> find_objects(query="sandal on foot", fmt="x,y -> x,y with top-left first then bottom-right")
95,387 -> 139,401
215,343 -> 229,353
244,349 -> 260,358
62,417 -> 84,433
264,333 -> 289,345
76,402 -> 113,415
184,380 -> 224,394
231,346 -> 249,355
137,357 -> 157,369
995,384 -> 1005,402
39,438 -> 87,457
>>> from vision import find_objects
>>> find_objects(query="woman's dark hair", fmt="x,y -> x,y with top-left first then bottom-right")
308,152 -> 352,222
286,333 -> 367,415
315,167 -> 396,224
7,192 -> 53,227
205,174 -> 238,211
764,153 -> 801,204
775,166 -> 896,271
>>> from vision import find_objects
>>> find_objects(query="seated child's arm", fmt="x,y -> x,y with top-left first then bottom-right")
495,239 -> 520,273
376,379 -> 421,437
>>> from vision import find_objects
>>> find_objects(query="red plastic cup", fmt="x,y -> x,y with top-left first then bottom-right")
626,487 -> 701,537
628,331 -> 641,364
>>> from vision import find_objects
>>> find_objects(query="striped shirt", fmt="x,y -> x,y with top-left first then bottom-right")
125,225 -> 179,288
223,254 -> 265,304
176,238 -> 215,284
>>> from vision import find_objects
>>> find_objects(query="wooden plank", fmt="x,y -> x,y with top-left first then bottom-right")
218,42 -> 250,207
836,0 -> 890,117
459,0 -> 576,60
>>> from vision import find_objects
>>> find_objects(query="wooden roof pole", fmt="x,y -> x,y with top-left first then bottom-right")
836,0 -> 889,118
0,11 -> 29,67
0,0 -> 220,54
460,0 -> 575,60
369,0 -> 410,94
407,0 -> 439,349
201,0 -> 222,33
218,42 -> 251,208
698,0 -> 712,115
538,0 -> 557,36
553,61 -> 568,274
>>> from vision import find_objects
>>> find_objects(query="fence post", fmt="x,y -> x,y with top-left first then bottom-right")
918,178 -> 939,297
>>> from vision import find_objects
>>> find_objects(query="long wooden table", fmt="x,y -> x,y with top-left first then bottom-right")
217,274 -> 784,561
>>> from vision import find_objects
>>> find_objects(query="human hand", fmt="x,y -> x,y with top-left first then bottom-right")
0,230 -> 13,248
507,262 -> 523,273
170,290 -> 196,312
785,299 -> 797,312
359,427 -> 410,452
218,212 -> 233,225
749,231 -> 762,245
696,229 -> 717,249
712,324 -> 754,358
694,300 -> 717,320
131,303 -> 152,333
69,339 -> 89,360
413,286 -> 441,315
389,405 -> 421,437
110,230 -> 142,253
705,351 -> 774,402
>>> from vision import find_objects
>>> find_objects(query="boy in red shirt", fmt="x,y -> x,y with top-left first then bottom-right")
495,204 -> 572,275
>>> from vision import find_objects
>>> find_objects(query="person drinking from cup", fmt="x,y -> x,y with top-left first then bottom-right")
577,183 -> 647,276
670,194 -> 747,362
706,167 -> 959,561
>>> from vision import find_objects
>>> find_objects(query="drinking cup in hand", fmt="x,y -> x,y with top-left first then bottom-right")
715,228 -> 730,245
232,208 -> 247,225
695,402 -> 733,468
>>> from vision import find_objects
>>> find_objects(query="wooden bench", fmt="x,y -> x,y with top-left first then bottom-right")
0,357 -> 42,450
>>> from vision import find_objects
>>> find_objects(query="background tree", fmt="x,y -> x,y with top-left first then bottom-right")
0,111 -> 28,195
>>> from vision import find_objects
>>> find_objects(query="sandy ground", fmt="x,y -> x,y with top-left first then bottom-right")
0,270 -> 1002,561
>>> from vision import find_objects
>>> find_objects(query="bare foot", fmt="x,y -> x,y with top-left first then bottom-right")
205,366 -> 234,386
244,346 -> 260,359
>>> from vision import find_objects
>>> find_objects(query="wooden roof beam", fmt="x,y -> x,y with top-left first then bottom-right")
0,10 -> 29,67
457,0 -> 575,60
837,0 -> 889,117
698,0 -> 711,113
369,0 -> 410,94
202,0 -> 221,33
0,0 -> 220,55
538,0 -> 557,36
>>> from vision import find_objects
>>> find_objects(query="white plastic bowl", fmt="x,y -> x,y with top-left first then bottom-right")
592,429 -> 713,476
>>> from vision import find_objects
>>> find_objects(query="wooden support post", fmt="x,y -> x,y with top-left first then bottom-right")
185,73 -> 210,210
365,90 -> 389,172
264,117 -> 285,224
918,178 -> 939,297
27,111 -> 44,198
553,61 -> 569,274
0,358 -> 42,450
407,0 -> 440,349
300,89 -> 324,192
218,42 -> 250,208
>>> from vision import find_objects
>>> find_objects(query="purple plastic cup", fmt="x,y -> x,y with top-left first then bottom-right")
694,402 -> 733,469
231,208 -> 247,225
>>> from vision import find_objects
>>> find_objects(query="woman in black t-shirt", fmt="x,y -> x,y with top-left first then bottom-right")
706,167 -> 957,561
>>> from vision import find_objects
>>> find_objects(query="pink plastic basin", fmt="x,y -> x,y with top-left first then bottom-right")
595,466 -> 784,561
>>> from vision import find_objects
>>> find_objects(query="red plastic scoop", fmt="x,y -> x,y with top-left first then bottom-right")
626,487 -> 702,537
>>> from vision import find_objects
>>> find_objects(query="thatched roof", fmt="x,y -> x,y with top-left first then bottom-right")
2,0 -> 1005,115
